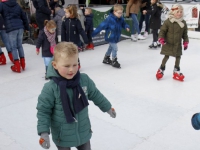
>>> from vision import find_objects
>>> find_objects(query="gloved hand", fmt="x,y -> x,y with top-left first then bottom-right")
183,41 -> 188,50
36,48 -> 40,55
191,113 -> 200,130
39,133 -> 50,149
107,108 -> 116,118
158,38 -> 165,46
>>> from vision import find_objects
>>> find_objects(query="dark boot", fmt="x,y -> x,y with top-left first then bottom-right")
20,57 -> 25,70
103,55 -> 112,64
0,52 -> 6,65
112,57 -> 121,68
45,66 -> 49,80
11,60 -> 21,73
8,52 -> 14,63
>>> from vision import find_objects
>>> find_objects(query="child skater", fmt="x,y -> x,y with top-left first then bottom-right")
36,20 -> 57,80
61,5 -> 88,69
81,7 -> 94,50
156,4 -> 189,81
92,4 -> 130,68
37,42 -> 116,150
143,0 -> 163,48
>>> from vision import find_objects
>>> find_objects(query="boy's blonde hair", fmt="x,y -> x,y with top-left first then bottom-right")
113,4 -> 123,12
85,7 -> 92,14
53,42 -> 78,61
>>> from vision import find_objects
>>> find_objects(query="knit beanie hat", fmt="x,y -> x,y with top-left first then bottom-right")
168,4 -> 184,28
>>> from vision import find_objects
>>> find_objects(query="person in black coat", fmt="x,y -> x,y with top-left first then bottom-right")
139,0 -> 151,37
81,7 -> 94,50
143,0 -> 163,48
0,0 -> 29,73
32,0 -> 52,30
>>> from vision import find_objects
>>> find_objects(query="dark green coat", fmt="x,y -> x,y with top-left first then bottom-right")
37,63 -> 112,147
159,19 -> 189,57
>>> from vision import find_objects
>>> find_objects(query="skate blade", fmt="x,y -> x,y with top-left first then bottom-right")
112,66 -> 121,69
103,62 -> 112,65
173,77 -> 184,82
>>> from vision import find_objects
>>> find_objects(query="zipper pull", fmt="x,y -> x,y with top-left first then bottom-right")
73,117 -> 78,122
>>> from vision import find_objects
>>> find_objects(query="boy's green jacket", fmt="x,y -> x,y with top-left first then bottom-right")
37,63 -> 112,147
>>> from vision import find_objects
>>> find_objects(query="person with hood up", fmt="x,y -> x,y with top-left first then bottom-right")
92,4 -> 130,68
53,6 -> 65,42
0,0 -> 29,73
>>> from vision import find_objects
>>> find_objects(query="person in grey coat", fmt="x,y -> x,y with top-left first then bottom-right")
53,6 -> 65,42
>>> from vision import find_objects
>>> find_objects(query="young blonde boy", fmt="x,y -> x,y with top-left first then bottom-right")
37,42 -> 116,150
92,4 -> 130,68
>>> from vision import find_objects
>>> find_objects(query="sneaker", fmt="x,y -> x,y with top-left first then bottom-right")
131,35 -> 137,42
138,34 -> 145,40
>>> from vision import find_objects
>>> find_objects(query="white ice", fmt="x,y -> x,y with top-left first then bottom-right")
1,31 -> 200,150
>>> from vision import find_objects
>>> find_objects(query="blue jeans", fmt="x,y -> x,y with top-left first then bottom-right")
7,28 -> 24,60
43,57 -> 52,67
0,30 -> 11,53
105,43 -> 118,59
131,13 -> 140,34
139,14 -> 150,32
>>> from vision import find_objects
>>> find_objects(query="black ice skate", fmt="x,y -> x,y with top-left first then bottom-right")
112,58 -> 121,68
157,41 -> 161,47
103,55 -> 112,65
149,42 -> 157,49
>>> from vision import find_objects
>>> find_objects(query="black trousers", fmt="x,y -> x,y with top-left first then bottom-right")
152,29 -> 158,42
86,31 -> 93,43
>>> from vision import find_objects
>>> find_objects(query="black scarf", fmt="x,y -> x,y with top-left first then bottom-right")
52,71 -> 89,123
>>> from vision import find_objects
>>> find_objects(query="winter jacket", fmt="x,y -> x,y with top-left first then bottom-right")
82,8 -> 94,32
61,17 -> 88,45
36,29 -> 53,57
53,8 -> 65,35
0,0 -> 29,33
49,0 -> 65,10
147,3 -> 163,30
92,10 -> 129,43
33,0 -> 51,29
37,62 -> 112,147
159,19 -> 189,57
126,0 -> 145,16
0,15 -> 5,30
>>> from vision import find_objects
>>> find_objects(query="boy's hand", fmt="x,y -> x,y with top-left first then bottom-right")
39,133 -> 50,149
126,28 -> 130,32
107,108 -> 116,118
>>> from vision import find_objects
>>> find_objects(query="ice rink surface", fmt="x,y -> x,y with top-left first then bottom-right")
1,34 -> 200,150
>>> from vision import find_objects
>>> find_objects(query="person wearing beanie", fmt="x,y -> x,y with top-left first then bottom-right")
156,4 -> 189,81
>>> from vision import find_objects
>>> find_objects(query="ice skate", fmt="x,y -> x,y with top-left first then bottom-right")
103,55 -> 112,65
0,52 -> 6,65
149,43 -> 153,48
173,67 -> 184,81
156,65 -> 165,80
112,58 -> 121,68
157,41 -> 161,47
8,52 -> 14,63
149,42 -> 157,49
11,60 -> 21,73
143,31 -> 148,38
20,57 -> 25,70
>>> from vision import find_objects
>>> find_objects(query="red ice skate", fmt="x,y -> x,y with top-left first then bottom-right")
20,57 -> 25,70
173,72 -> 184,81
8,52 -> 14,63
156,69 -> 164,80
0,52 -> 6,65
11,60 -> 21,73
85,43 -> 94,50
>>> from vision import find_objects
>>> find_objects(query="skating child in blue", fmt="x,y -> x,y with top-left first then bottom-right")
92,4 -> 130,68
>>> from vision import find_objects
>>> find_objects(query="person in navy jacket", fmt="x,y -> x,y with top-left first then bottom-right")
0,0 -> 29,73
0,15 -> 13,65
92,4 -> 130,68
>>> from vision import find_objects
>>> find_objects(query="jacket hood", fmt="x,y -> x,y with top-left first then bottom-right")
46,60 -> 60,78
4,0 -> 17,7
55,8 -> 65,17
